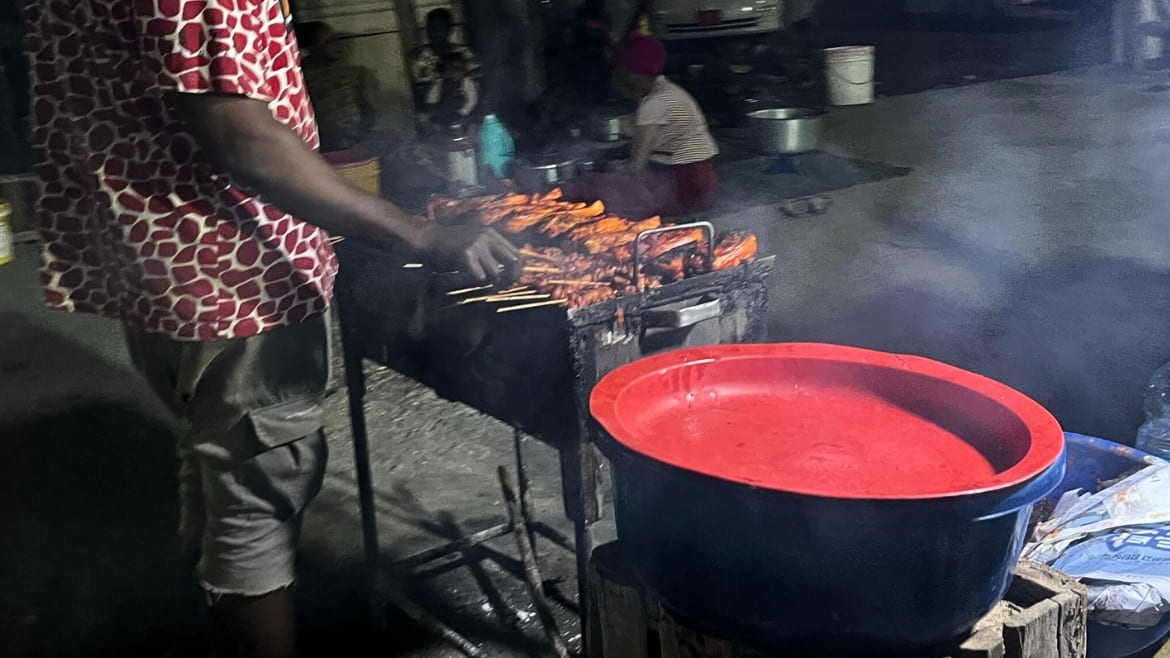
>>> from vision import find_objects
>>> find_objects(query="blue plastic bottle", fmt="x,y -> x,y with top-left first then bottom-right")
1138,362 -> 1170,459
479,114 -> 514,180
1136,418 -> 1170,459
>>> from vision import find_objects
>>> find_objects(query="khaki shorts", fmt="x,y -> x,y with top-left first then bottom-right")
126,314 -> 331,597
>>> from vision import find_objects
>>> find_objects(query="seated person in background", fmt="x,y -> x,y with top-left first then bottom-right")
566,35 -> 719,219
409,9 -> 479,114
425,51 -> 480,127
297,21 -> 379,153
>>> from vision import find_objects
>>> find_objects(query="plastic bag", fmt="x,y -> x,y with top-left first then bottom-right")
1024,458 -> 1170,629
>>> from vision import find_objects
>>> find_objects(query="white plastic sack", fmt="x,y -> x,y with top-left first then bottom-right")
1024,458 -> 1170,629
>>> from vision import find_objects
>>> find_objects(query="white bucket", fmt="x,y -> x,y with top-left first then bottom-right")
824,46 -> 875,106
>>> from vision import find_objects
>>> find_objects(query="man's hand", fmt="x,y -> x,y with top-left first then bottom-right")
423,224 -> 519,280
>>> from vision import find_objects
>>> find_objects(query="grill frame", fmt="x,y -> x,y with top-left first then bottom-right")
332,237 -> 775,640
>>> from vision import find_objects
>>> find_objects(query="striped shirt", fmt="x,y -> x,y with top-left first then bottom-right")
636,76 -> 719,166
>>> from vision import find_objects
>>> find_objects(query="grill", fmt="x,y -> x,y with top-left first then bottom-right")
333,235 -> 775,635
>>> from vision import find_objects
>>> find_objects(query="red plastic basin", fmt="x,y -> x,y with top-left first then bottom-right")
589,343 -> 1066,652
591,342 -> 1064,500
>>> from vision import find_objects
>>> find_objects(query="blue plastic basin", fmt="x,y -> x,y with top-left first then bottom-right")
1049,433 -> 1170,658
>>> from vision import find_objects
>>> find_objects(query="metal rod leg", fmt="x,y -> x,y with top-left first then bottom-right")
340,320 -> 383,624
570,437 -> 599,655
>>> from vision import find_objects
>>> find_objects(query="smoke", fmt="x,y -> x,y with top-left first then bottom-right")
771,54 -> 1170,443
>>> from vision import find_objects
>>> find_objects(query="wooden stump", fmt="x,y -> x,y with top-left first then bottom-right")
587,542 -> 1087,658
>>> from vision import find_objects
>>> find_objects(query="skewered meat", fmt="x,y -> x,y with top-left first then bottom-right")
641,228 -> 704,260
568,215 -> 661,242
536,212 -> 606,238
712,232 -> 758,270
425,189 -> 758,309
505,211 -> 552,233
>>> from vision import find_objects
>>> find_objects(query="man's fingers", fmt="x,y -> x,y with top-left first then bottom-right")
463,249 -> 488,280
485,229 -> 519,258
489,239 -> 519,264
479,252 -> 506,281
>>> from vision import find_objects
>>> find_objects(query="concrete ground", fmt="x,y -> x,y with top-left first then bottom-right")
3,67 -> 1170,656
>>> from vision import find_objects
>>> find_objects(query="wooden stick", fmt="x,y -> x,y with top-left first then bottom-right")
376,577 -> 488,658
482,294 -> 550,303
497,286 -> 532,295
522,265 -> 562,274
445,284 -> 494,296
402,263 -> 424,269
458,292 -> 548,304
460,294 -> 551,305
519,248 -> 560,263
496,299 -> 568,313
498,466 -> 570,658
328,235 -> 345,245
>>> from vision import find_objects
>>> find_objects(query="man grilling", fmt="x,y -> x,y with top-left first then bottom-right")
565,35 -> 719,219
21,1 -> 516,656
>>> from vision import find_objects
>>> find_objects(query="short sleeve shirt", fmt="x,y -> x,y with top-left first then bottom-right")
21,0 -> 337,340
408,43 -> 480,85
635,76 -> 719,166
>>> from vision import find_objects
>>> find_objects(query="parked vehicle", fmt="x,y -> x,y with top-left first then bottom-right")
648,0 -> 783,41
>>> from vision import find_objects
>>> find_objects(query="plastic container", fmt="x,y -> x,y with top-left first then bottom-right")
824,46 -> 875,106
478,114 -> 514,179
446,125 -> 479,192
1136,417 -> 1170,459
1143,362 -> 1170,421
591,343 -> 1066,653
321,150 -> 381,196
1043,433 -> 1170,657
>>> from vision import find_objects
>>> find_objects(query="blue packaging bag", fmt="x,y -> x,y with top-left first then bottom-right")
1026,460 -> 1170,629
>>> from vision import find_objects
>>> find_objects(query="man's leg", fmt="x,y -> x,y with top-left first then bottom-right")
211,589 -> 296,658
127,315 -> 331,658
197,428 -> 327,658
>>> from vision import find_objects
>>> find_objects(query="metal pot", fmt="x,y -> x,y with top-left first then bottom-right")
746,107 -> 824,155
519,158 -> 580,189
590,111 -> 632,143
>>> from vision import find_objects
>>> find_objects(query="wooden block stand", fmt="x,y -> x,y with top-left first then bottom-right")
587,542 -> 1087,658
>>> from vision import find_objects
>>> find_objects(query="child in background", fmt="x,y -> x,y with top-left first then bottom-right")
425,51 -> 480,127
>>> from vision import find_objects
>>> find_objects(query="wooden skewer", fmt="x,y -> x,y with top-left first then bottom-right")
445,284 -> 494,296
518,248 -> 560,263
328,236 -> 345,244
483,294 -> 550,303
459,294 -> 550,305
546,279 -> 610,287
497,299 -> 568,313
497,286 -> 531,295
522,265 -> 562,273
403,263 -> 424,269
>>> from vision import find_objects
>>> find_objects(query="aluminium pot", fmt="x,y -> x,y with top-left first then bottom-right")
746,107 -> 825,155
521,158 -> 580,185
589,109 -> 632,142
590,343 -> 1067,654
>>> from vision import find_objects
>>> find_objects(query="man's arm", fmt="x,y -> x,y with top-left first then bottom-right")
170,92 -> 516,279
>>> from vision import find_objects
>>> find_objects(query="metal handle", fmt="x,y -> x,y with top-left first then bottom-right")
632,221 -> 716,292
643,298 -> 722,329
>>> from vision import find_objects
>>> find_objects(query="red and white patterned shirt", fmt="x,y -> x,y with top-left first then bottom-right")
23,0 -> 337,340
